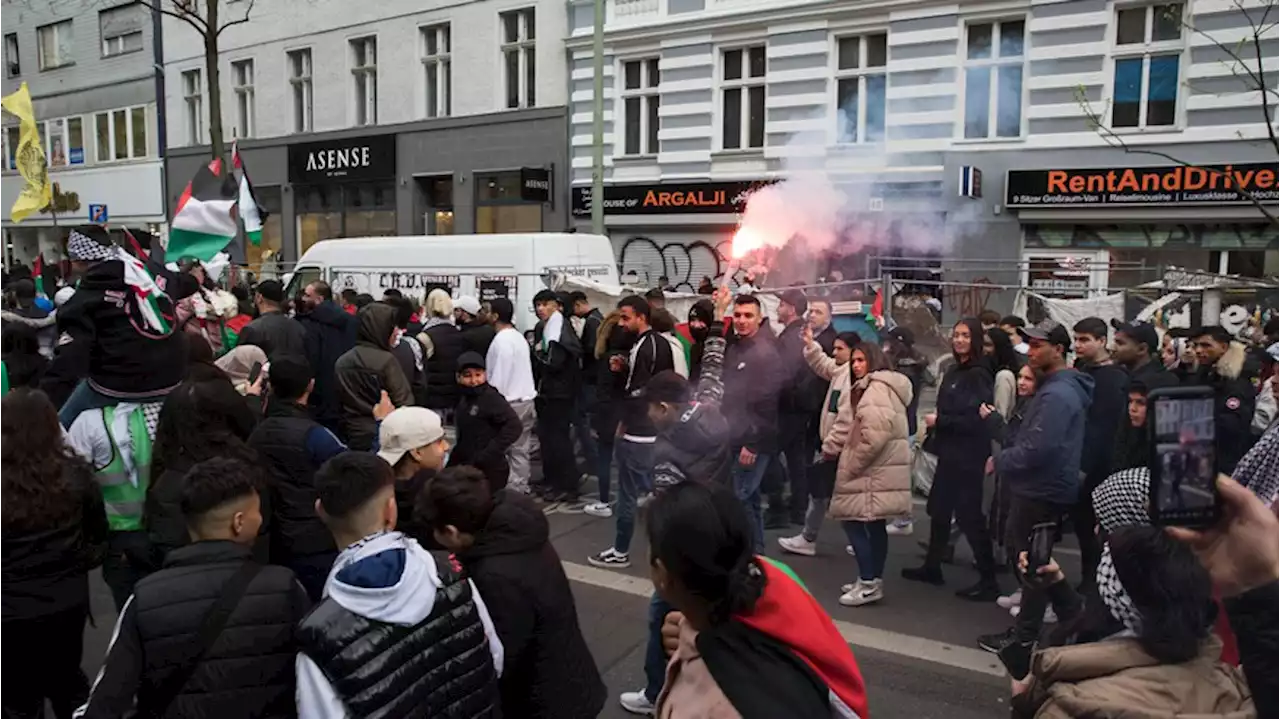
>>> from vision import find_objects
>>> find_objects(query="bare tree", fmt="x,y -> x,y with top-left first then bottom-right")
1077,0 -> 1278,222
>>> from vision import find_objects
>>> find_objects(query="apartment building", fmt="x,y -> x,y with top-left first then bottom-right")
161,0 -> 571,264
1,0 -> 163,266
565,0 -> 1277,304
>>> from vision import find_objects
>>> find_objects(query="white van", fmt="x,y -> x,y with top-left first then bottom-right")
284,233 -> 619,330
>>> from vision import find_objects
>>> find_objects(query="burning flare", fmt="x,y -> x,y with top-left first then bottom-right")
731,226 -> 766,259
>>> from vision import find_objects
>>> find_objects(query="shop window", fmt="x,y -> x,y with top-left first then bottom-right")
963,19 -> 1025,139
100,4 -> 144,58
423,176 -> 454,234
248,185 -> 283,270
296,181 -> 396,255
351,37 -> 378,126
500,8 -> 536,109
37,20 -> 74,70
288,48 -> 313,133
475,171 -> 542,233
1111,3 -> 1183,128
620,58 -> 659,156
721,46 -> 765,149
421,24 -> 451,118
834,33 -> 887,144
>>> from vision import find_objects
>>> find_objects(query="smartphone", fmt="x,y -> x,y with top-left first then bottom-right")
1027,522 -> 1056,573
247,361 -> 264,386
1148,386 -> 1221,527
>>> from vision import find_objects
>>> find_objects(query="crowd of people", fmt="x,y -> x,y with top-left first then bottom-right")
0,223 -> 1276,719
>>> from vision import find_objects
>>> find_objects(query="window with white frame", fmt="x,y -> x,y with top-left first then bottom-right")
834,33 -> 887,144
621,58 -> 660,155
351,36 -> 377,125
182,69 -> 203,145
721,46 -> 766,150
37,20 -> 74,70
421,24 -> 451,118
500,8 -> 536,109
93,106 -> 147,161
963,19 -> 1025,139
232,59 -> 255,137
43,116 -> 85,166
5,33 -> 19,77
100,4 -> 144,58
4,126 -> 19,170
288,48 -> 313,133
1111,3 -> 1183,128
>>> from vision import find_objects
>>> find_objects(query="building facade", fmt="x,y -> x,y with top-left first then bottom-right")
1,0 -> 164,266
161,0 -> 572,268
565,0 -> 1278,307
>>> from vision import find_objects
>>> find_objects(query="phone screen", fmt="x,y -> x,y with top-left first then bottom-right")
1152,396 -> 1216,515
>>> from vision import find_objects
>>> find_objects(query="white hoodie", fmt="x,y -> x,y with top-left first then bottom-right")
295,531 -> 505,717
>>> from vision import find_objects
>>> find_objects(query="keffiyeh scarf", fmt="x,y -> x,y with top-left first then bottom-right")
1096,543 -> 1142,634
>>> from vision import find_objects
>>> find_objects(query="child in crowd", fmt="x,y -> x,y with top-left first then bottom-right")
450,352 -> 522,492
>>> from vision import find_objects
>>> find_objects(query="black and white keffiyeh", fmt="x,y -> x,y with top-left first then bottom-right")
1096,543 -> 1142,634
67,229 -> 114,262
1092,467 -> 1151,533
1233,422 -> 1279,506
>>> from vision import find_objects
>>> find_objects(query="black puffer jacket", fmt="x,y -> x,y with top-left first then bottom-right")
334,304 -> 414,450
2,460 -> 109,621
421,320 -> 467,411
532,312 -> 582,401
236,310 -> 306,362
297,300 -> 358,432
460,319 -> 497,357
77,541 -> 310,719
450,382 -> 522,491
248,402 -> 337,561
458,492 -> 606,719
926,336 -> 995,516
722,331 -> 783,453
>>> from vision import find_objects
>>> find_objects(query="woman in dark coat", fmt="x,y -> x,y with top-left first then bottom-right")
902,317 -> 999,599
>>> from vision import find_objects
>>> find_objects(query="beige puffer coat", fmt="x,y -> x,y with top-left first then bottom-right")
829,369 -> 914,522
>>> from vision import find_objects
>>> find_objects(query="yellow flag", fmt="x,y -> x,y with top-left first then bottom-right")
1,83 -> 51,223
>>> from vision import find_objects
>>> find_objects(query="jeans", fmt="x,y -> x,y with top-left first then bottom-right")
573,384 -> 600,475
614,440 -> 655,555
2,608 -> 89,719
644,591 -> 676,703
536,397 -> 578,496
505,399 -> 537,492
801,497 -> 831,543
843,520 -> 889,580
595,438 -> 614,504
102,530 -> 152,612
286,551 -> 339,603
731,450 -> 773,554
1006,496 -> 1069,644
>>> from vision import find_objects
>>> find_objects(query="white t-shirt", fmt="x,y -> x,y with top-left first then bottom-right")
486,326 -> 537,403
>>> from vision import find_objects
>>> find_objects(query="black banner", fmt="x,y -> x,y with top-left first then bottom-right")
478,276 -> 516,303
288,134 -> 397,183
1006,163 -> 1279,207
520,167 -> 551,202
571,180 -> 775,216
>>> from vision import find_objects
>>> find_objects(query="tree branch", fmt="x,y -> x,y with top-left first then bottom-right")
1248,1 -> 1279,151
216,0 -> 257,37
136,0 -> 209,35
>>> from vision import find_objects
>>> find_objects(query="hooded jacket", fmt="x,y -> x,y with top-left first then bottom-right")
295,531 -> 504,718
297,300 -> 358,432
333,304 -> 414,450
1074,358 -> 1129,492
830,370 -> 914,522
457,493 -> 605,719
460,318 -> 497,357
722,331 -> 784,453
652,321 -> 731,490
593,310 -> 633,437
1184,341 -> 1257,475
994,367 -> 1095,506
804,341 -> 855,459
575,307 -> 603,380
450,380 -> 522,490
1,305 -> 57,359
927,342 -> 995,514
236,310 -> 306,361
532,311 -> 582,400
619,327 -> 675,439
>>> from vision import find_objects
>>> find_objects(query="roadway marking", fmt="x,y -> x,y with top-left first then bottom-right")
563,560 -> 1006,678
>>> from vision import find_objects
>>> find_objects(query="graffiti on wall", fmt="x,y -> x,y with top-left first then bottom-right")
615,236 -> 745,291
945,276 -> 998,318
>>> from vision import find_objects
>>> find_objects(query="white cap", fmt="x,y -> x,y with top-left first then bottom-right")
54,286 -> 76,307
376,407 -> 445,466
455,295 -> 482,316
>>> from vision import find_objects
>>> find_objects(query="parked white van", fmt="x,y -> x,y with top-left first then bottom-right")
283,233 -> 619,330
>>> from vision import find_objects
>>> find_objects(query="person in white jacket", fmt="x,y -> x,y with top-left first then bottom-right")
295,452 -> 504,718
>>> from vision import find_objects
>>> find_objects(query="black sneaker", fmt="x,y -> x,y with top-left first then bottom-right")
956,581 -> 1002,602
977,627 -> 1017,654
587,548 -> 631,569
901,564 -> 945,586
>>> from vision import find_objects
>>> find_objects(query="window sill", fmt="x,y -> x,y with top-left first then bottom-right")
614,153 -> 657,163
711,148 -> 765,159
102,48 -> 144,60
39,63 -> 76,71
952,136 -> 1026,146
1107,125 -> 1183,137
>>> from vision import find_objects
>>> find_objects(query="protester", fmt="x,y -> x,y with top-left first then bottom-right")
339,288 -> 359,315
983,362 -> 1043,607
214,344 -> 267,396
333,302 -> 414,450
173,261 -> 235,357
722,294 -> 785,553
1000,315 -> 1028,355
420,467 -> 606,719
384,296 -> 430,406
2,389 -> 108,719
584,304 -> 634,517
883,325 -> 924,536
1252,343 -> 1278,433
457,294 -> 496,355
296,279 -> 358,434
778,329 -> 859,557
418,288 -> 464,415
1,277 -> 56,359
450,352 -> 522,491
485,298 -> 538,494
296,452 -> 503,717
984,327 -> 1019,422
570,292 -> 603,484
531,289 -> 584,507
770,288 -> 813,529
979,310 -> 1001,330
236,279 -> 306,361
1111,320 -> 1177,390
645,287 -> 666,311
1187,325 -> 1258,475
649,308 -> 690,378
697,276 -> 714,295
682,298 -> 716,387
903,318 -> 998,597
646,482 -> 869,719
1,321 -> 48,392
79,458 -> 310,718
377,405 -> 450,544
247,357 -> 354,601
978,321 -> 1093,654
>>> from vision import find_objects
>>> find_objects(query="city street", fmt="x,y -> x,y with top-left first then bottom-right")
77,500 -> 1081,717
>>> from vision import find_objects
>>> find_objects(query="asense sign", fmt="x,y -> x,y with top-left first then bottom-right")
1005,163 -> 1279,207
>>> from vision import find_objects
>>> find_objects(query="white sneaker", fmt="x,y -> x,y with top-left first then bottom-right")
840,578 -> 884,606
846,544 -> 856,556
841,579 -> 866,594
997,590 -> 1023,610
886,520 -> 914,536
583,502 -> 613,518
588,547 -> 631,569
777,534 -> 817,557
619,689 -> 655,715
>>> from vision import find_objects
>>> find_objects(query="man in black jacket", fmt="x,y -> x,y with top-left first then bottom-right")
570,291 -> 604,487
1187,325 -> 1258,475
1111,320 -> 1178,391
769,289 -> 812,528
297,280 -> 358,436
78,457 -> 310,718
385,296 -> 430,407
248,357 -> 346,600
450,352 -> 522,491
420,467 -> 606,719
237,279 -> 306,361
532,289 -> 583,506
455,295 -> 496,356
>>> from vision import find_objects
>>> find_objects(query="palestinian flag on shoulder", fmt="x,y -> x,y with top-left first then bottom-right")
168,158 -> 238,263
232,141 -> 267,247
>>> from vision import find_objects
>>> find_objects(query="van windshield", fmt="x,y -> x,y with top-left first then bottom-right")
285,266 -> 322,298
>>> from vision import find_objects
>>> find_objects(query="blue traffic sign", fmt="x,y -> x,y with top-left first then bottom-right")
89,204 -> 108,223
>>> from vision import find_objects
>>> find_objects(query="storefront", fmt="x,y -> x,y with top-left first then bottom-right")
289,134 -> 399,255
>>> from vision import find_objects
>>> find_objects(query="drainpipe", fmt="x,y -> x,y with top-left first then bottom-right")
590,0 -> 605,235
151,2 -> 170,225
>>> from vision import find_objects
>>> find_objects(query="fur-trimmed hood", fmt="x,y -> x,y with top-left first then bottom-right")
1214,341 -> 1248,380
596,309 -> 622,359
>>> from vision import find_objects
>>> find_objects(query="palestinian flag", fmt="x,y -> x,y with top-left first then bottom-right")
232,142 -> 267,246
32,253 -> 49,298
168,158 -> 238,263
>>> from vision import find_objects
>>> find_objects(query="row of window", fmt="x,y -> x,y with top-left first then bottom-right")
2,106 -> 149,171
4,4 -> 146,77
615,3 -> 1187,156
178,8 -> 536,144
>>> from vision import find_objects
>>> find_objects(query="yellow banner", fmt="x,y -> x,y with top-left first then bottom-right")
1,83 -> 51,223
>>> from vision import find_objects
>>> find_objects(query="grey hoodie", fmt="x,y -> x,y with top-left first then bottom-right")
994,367 -> 1095,506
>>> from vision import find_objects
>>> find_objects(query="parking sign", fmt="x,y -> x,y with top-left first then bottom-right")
89,204 -> 108,223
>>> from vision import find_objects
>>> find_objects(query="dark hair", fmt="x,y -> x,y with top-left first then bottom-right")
1018,362 -> 1046,388
309,280 -> 334,301
953,318 -> 985,365
1110,526 -> 1213,663
617,294 -> 651,320
650,308 -> 676,333
779,289 -> 808,316
979,309 -> 1002,326
341,288 -> 359,303
183,332 -> 226,383
1,322 -> 47,389
809,298 -> 832,315
315,452 -> 395,519
417,466 -> 494,534
255,279 -> 285,304
645,287 -> 665,301
384,296 -> 414,330
834,331 -> 861,350
1000,315 -> 1026,328
1191,325 -> 1232,344
533,289 -> 559,305
853,341 -> 891,373
646,481 -> 764,624
268,355 -> 314,401
382,288 -> 403,299
180,457 -> 259,522
643,369 -> 691,404
231,284 -> 250,302
11,278 -> 34,302
354,293 -> 375,308
568,291 -> 588,305
1,389 -> 92,530
986,327 -> 1018,373
1072,317 -> 1109,340
489,298 -> 515,324
733,294 -> 761,311
151,380 -> 258,493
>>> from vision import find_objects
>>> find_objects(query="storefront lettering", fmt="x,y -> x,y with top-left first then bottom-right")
1007,162 -> 1280,207
305,146 -> 372,173
1046,166 -> 1277,194
642,190 -> 727,208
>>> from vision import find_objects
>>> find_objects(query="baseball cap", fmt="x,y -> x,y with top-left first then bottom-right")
457,351 -> 486,372
1110,320 -> 1160,354
455,295 -> 481,316
256,279 -> 285,303
1022,320 -> 1071,351
376,407 -> 445,466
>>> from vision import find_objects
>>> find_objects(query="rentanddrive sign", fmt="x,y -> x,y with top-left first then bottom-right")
1005,163 -> 1279,207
